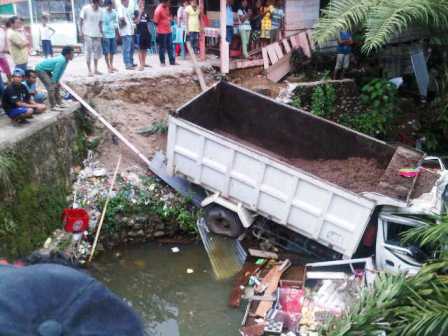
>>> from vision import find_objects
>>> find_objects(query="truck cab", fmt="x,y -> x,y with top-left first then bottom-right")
375,212 -> 433,274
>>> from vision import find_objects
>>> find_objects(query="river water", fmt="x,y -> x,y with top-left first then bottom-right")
91,243 -> 243,336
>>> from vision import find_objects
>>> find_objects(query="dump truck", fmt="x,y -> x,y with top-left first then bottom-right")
166,81 -> 447,274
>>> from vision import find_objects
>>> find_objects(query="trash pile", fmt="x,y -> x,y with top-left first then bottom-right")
40,151 -> 199,264
230,254 -> 369,336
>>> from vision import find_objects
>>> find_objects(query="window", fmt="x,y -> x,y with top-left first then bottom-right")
421,159 -> 442,171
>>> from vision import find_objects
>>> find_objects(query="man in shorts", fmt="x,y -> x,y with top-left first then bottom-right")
333,31 -> 353,80
2,68 -> 46,124
80,0 -> 103,76
102,0 -> 118,73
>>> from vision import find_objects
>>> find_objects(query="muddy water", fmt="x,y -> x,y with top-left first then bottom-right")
91,243 -> 243,336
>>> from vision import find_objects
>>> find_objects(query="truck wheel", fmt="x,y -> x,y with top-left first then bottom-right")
204,205 -> 243,238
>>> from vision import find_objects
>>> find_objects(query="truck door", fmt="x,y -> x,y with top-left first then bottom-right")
376,214 -> 426,275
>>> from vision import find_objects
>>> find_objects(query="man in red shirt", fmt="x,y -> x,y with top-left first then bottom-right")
153,0 -> 176,65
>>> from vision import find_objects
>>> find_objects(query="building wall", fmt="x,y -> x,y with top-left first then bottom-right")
285,0 -> 320,36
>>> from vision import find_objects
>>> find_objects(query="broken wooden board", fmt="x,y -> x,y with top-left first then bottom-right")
229,262 -> 264,308
289,34 -> 300,48
282,39 -> 292,53
267,52 -> 292,83
266,44 -> 280,65
254,260 -> 290,317
306,29 -> 315,50
262,47 -> 269,69
248,248 -> 279,260
298,32 -> 311,58
273,42 -> 284,59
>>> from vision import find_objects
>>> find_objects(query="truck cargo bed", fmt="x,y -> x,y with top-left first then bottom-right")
175,81 -> 422,200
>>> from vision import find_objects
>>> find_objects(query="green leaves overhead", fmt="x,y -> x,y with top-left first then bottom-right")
314,0 -> 448,53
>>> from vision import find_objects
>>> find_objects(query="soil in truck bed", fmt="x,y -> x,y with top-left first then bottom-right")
216,130 -> 386,194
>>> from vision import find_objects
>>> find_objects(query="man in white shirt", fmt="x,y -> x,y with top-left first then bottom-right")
80,0 -> 103,76
118,0 -> 136,70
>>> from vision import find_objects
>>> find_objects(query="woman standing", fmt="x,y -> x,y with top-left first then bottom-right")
237,0 -> 251,59
135,1 -> 152,70
6,17 -> 29,71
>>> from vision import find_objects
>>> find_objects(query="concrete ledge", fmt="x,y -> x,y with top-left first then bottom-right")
0,102 -> 81,150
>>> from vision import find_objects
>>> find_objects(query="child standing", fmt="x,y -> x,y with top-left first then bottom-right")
39,14 -> 55,58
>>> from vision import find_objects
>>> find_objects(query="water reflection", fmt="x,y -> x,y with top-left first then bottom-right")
91,243 -> 243,336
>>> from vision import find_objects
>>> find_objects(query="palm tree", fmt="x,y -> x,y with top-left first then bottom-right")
314,0 -> 448,54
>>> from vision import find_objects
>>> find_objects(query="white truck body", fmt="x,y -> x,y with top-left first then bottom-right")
166,82 -> 442,271
167,116 -> 375,259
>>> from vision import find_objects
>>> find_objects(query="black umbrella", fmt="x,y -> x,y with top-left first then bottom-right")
0,264 -> 145,336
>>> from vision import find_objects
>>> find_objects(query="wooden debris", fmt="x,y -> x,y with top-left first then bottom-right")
254,259 -> 291,318
228,262 -> 265,308
248,248 -> 279,260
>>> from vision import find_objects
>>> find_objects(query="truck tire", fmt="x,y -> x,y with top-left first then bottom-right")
204,205 -> 243,238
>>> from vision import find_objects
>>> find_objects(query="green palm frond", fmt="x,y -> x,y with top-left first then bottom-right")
363,0 -> 448,53
313,0 -> 378,45
314,0 -> 448,53
320,261 -> 448,336
401,216 -> 448,259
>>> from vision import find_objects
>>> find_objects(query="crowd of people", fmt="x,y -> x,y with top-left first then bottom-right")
0,0 -> 287,125
0,14 -> 75,124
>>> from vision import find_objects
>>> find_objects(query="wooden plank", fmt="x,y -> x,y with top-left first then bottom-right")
228,262 -> 263,308
267,52 -> 292,83
262,47 -> 269,69
306,29 -> 315,50
248,47 -> 262,57
282,38 -> 292,53
289,34 -> 300,48
266,44 -> 279,65
186,41 -> 207,91
254,260 -> 290,317
248,248 -> 279,260
273,42 -> 284,59
299,31 -> 311,57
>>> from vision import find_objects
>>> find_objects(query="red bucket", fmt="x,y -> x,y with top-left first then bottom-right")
62,208 -> 89,233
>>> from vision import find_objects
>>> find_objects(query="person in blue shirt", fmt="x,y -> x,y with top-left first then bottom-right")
102,0 -> 118,73
226,0 -> 234,43
333,31 -> 353,80
23,70 -> 46,103
35,46 -> 74,109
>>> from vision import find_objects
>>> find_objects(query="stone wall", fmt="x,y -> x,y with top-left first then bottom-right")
0,106 -> 89,258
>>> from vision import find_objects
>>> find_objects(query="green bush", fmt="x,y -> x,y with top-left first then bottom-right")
339,79 -> 397,138
310,82 -> 336,118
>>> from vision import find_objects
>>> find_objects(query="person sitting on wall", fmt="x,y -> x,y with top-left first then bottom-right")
35,46 -> 74,110
333,31 -> 353,80
2,68 -> 46,124
23,70 -> 46,104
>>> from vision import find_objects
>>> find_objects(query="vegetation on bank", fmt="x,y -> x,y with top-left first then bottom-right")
99,176 -> 200,239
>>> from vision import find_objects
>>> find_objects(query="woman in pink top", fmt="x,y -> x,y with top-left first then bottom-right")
153,0 -> 176,65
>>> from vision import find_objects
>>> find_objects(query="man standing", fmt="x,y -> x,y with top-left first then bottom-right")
153,0 -> 175,66
185,0 -> 201,54
118,0 -> 136,70
270,0 -> 284,42
6,17 -> 29,71
39,14 -> 55,58
226,0 -> 234,44
80,0 -> 103,76
333,31 -> 353,80
35,46 -> 74,109
2,68 -> 46,123
102,0 -> 118,73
